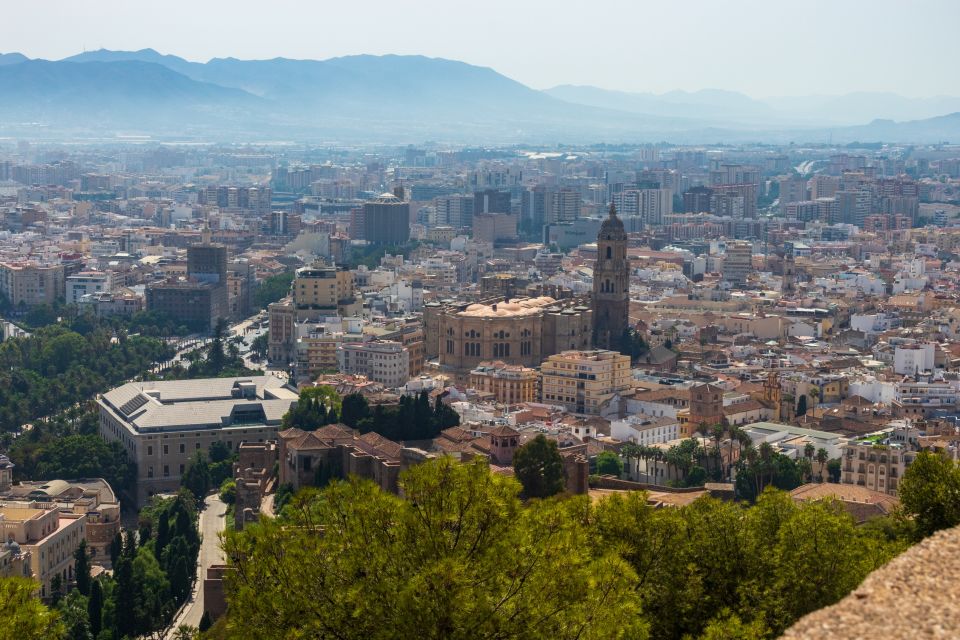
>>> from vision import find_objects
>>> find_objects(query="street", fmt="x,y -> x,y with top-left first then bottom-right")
165,493 -> 227,637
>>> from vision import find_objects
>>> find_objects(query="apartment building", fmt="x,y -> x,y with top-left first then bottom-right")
840,429 -> 920,496
540,349 -> 632,415
0,261 -> 65,307
468,361 -> 539,405
337,341 -> 410,388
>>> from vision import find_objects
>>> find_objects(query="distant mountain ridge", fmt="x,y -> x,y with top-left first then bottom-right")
0,48 -> 956,143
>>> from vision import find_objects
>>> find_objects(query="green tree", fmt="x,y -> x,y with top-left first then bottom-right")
252,271 -> 295,310
0,577 -> 64,640
74,539 -> 91,596
513,434 -> 566,499
87,579 -> 103,638
58,589 -> 92,640
221,458 -> 645,640
340,393 -> 370,428
595,451 -> 624,476
182,452 -> 212,505
219,478 -> 237,505
795,394 -> 807,417
899,450 -> 960,539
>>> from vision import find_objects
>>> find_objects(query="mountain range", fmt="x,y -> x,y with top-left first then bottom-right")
0,48 -> 957,144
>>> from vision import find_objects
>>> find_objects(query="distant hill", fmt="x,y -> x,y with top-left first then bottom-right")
0,60 -> 263,131
0,49 -> 956,143
0,52 -> 29,66
546,85 -> 777,122
831,112 -> 960,143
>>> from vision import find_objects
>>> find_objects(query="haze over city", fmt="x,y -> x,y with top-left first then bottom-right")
2,2 -> 960,640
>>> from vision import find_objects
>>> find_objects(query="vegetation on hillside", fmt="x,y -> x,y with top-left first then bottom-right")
219,457 -> 906,640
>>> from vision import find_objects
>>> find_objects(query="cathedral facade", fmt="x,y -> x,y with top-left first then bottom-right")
592,203 -> 630,350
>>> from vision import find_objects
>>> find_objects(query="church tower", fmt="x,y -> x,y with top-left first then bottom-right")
592,203 -> 630,350
782,248 -> 796,296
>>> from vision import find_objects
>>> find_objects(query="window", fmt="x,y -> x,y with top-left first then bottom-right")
179,464 -> 185,474
179,444 -> 185,454
163,445 -> 169,455
163,465 -> 170,477
147,446 -> 153,456
147,466 -> 154,478
606,246 -> 612,259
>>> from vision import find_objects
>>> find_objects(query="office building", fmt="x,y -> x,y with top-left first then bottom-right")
98,377 -> 298,505
66,271 -> 112,304
362,192 -> 410,246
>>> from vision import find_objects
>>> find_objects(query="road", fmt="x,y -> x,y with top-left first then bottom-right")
165,494 -> 228,637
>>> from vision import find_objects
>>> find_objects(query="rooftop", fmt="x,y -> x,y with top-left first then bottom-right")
100,376 -> 298,433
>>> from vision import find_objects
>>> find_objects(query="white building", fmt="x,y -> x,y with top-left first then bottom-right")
611,415 -> 680,446
67,271 -> 112,304
893,343 -> 936,375
337,340 -> 410,388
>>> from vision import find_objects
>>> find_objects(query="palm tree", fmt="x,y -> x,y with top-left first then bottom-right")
816,448 -> 829,482
808,386 -> 820,420
758,441 -> 775,493
710,424 -> 725,477
804,442 -> 816,482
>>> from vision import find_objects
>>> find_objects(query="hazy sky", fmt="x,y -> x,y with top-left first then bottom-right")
5,0 -> 958,98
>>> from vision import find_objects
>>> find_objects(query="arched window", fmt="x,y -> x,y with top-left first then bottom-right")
606,246 -> 612,259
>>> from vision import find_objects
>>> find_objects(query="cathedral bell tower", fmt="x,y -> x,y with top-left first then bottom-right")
592,203 -> 630,350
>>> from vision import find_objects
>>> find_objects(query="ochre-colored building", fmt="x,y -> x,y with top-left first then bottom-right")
540,349 -> 632,415
468,361 -> 539,405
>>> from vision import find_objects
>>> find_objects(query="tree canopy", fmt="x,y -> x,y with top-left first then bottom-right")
219,459 -> 907,640
222,458 -> 644,640
512,434 -> 566,499
899,450 -> 960,540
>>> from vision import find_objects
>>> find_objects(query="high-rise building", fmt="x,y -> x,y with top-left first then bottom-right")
683,186 -> 713,213
434,195 -> 475,229
550,188 -> 581,224
473,189 -> 511,214
723,241 -> 753,287
362,192 -> 410,246
592,204 -> 630,350
187,243 -> 228,284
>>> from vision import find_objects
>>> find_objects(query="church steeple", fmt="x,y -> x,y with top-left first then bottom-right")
592,201 -> 629,350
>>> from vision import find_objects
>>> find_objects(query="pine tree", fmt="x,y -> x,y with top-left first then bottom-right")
74,540 -> 91,596
87,579 -> 103,638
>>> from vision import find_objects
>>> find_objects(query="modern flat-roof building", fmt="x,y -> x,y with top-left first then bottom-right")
97,377 -> 298,506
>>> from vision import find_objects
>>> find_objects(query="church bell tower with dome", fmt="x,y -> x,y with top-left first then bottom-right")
592,203 -> 630,350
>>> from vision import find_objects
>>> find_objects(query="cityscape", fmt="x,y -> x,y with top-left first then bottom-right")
1,1 -> 960,639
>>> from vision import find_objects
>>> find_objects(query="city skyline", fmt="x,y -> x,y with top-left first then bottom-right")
4,0 -> 959,99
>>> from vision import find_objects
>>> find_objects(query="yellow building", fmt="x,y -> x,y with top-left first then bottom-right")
0,504 -> 86,599
293,263 -> 355,312
469,361 -> 539,405
540,349 -> 632,415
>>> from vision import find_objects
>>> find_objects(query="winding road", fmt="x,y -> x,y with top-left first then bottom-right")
165,494 -> 227,637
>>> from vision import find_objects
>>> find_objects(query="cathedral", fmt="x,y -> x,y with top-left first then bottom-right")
592,203 -> 630,350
